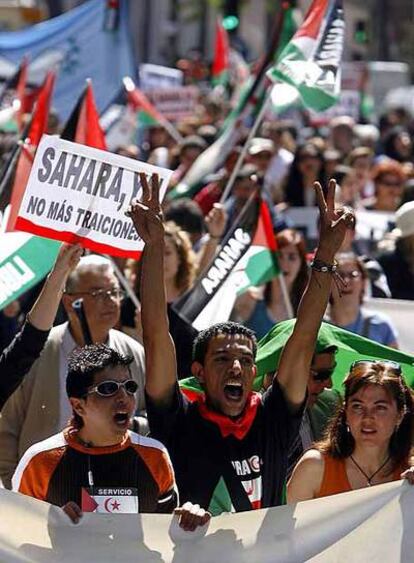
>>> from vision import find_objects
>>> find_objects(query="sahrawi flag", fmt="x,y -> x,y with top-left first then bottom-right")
212,18 -> 230,87
267,0 -> 345,112
0,71 -> 61,312
173,195 -> 279,336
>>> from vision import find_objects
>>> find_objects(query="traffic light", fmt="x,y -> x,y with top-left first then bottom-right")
354,20 -> 368,44
223,0 -> 240,31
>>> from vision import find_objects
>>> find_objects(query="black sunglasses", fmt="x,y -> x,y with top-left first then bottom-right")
88,379 -> 138,397
310,368 -> 335,382
350,360 -> 402,375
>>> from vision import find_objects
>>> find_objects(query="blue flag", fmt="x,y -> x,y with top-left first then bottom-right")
0,0 -> 135,120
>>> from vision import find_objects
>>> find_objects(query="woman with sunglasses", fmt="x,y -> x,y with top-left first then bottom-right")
12,344 -> 210,531
328,252 -> 399,348
287,360 -> 414,503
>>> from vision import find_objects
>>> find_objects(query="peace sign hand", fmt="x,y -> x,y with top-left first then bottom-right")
314,179 -> 355,259
126,173 -> 164,244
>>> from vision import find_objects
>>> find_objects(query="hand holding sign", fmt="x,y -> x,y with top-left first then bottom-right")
15,136 -> 172,259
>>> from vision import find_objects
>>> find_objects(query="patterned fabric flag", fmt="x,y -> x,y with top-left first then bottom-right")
61,80 -> 107,149
0,0 -> 136,120
6,71 -> 56,232
267,0 -> 345,112
212,19 -> 230,87
179,321 -> 414,402
174,197 -> 279,335
169,3 -> 299,200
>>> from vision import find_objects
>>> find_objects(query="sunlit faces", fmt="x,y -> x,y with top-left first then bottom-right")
233,178 -> 257,202
297,151 -> 322,176
163,236 -> 180,283
307,352 -> 336,407
67,268 -> 121,334
345,384 -> 403,447
192,333 -> 257,418
375,174 -> 404,211
70,365 -> 137,446
334,258 -> 364,303
278,243 -> 302,286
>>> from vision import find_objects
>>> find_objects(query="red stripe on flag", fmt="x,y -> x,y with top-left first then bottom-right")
75,82 -> 107,150
212,19 -> 229,79
14,217 -> 142,259
127,85 -> 164,123
6,71 -> 56,232
294,0 -> 328,40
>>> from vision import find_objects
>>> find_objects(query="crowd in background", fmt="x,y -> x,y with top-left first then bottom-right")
0,47 -> 414,527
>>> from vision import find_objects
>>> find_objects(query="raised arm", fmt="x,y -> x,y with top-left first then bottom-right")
0,243 -> 82,409
276,180 -> 354,410
128,174 -> 177,406
27,243 -> 83,330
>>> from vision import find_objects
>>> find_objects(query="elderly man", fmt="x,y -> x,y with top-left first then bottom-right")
0,255 -> 145,488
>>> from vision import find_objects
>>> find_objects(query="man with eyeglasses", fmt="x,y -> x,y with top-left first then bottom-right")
12,344 -> 210,530
0,255 -> 146,489
287,347 -> 340,477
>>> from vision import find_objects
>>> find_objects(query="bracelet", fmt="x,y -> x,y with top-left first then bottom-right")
209,235 -> 221,240
310,259 -> 338,274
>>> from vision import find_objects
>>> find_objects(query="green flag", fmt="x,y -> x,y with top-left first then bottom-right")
267,0 -> 345,112
180,321 -> 414,399
255,320 -> 414,391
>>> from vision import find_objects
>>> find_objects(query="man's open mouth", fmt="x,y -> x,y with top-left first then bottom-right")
113,412 -> 129,425
224,382 -> 243,401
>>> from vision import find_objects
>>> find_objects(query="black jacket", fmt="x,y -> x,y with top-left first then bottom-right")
0,321 -> 49,410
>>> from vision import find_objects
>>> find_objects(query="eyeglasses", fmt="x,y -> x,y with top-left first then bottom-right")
378,179 -> 402,188
337,269 -> 362,280
68,288 -> 126,302
310,368 -> 335,382
87,379 -> 138,397
350,360 -> 402,375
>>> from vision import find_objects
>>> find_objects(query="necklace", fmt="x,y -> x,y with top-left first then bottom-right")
350,454 -> 391,486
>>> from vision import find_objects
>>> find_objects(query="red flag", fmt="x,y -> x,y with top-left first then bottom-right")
60,80 -> 107,150
76,81 -> 107,149
6,71 -> 56,232
212,19 -> 229,86
123,76 -> 164,125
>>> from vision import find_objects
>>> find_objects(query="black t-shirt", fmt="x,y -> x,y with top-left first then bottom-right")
146,380 -> 304,515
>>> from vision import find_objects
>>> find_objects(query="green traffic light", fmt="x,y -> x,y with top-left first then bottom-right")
223,15 -> 239,31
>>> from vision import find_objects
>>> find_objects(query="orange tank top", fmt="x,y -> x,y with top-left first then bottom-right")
316,455 -> 404,499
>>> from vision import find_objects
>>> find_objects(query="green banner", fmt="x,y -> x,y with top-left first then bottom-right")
0,234 -> 61,310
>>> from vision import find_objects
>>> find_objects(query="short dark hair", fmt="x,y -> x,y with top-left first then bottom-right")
67,344 -> 133,399
192,322 -> 257,365
66,344 -> 133,428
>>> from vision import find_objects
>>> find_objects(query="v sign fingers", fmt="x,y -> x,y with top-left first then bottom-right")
314,179 -> 356,258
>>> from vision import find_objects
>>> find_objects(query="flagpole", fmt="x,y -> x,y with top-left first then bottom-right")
123,77 -> 183,145
219,93 -> 271,204
278,268 -> 294,319
218,1 -> 292,204
218,87 -> 294,318
105,255 -> 141,309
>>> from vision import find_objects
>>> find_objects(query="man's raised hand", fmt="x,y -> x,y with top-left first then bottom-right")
127,173 -> 164,244
314,179 -> 355,257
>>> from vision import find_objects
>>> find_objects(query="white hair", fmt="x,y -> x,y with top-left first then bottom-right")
65,254 -> 114,293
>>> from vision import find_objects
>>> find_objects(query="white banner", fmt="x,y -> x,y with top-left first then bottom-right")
364,298 -> 414,354
15,135 -> 172,259
1,481 -> 413,562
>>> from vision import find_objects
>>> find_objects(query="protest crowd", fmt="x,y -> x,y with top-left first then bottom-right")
1,0 -> 414,558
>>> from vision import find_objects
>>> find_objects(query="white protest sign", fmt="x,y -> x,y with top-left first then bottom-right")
15,135 -> 172,259
146,86 -> 199,122
139,63 -> 183,90
355,209 -> 395,241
